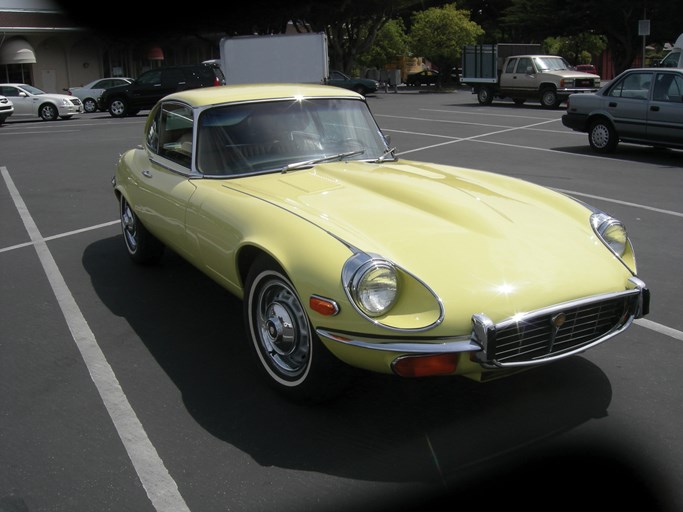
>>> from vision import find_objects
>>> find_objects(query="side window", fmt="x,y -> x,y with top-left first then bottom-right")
515,57 -> 532,74
505,59 -> 517,74
653,73 -> 683,102
609,72 -> 653,100
0,86 -> 19,97
145,106 -> 160,153
137,70 -> 162,86
158,102 -> 194,168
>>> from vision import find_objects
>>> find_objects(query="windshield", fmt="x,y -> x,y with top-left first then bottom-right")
20,84 -> 46,95
533,57 -> 571,71
197,98 -> 391,176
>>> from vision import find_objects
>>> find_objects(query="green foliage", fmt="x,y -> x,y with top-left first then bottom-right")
542,33 -> 608,64
408,3 -> 484,72
357,19 -> 409,69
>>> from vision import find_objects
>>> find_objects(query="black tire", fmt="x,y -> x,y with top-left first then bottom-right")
119,194 -> 164,264
83,97 -> 98,113
477,86 -> 494,105
588,118 -> 618,153
244,256 -> 350,403
108,97 -> 128,118
39,103 -> 58,121
540,87 -> 561,109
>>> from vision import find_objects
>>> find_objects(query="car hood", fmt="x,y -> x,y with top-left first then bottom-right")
229,160 -> 632,320
35,93 -> 79,102
543,70 -> 600,79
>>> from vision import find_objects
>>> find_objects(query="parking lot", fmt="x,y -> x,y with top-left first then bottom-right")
1,89 -> 681,511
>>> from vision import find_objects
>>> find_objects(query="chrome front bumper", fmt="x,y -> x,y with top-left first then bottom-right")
318,277 -> 649,370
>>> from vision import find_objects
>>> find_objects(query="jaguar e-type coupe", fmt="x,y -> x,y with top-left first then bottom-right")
112,84 -> 649,402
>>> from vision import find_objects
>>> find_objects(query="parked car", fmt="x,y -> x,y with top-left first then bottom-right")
327,70 -> 378,95
112,83 -> 649,403
65,77 -> 133,113
0,94 -> 14,124
98,64 -> 225,117
575,64 -> 598,75
0,84 -> 83,121
406,69 -> 440,86
562,67 -> 683,153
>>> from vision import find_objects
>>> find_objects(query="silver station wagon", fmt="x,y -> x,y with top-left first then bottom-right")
562,68 -> 683,153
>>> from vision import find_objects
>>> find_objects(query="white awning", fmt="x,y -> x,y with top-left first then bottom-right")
0,38 -> 37,65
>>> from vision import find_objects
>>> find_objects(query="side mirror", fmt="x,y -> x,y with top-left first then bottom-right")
526,66 -> 534,75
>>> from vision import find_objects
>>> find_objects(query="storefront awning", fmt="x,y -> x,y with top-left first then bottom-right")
0,38 -> 37,65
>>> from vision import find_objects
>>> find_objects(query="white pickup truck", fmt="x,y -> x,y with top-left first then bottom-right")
461,44 -> 601,108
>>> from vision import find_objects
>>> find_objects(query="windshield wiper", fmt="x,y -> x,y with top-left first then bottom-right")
280,149 -> 366,173
373,147 -> 397,163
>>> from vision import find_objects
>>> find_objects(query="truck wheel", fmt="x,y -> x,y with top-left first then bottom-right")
540,88 -> 561,109
477,87 -> 493,105
588,118 -> 618,153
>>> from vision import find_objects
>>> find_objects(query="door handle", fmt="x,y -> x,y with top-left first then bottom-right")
650,105 -> 660,112
608,102 -> 618,107
142,170 -> 153,178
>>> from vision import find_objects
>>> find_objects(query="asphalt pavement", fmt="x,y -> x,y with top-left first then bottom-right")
1,88 -> 681,511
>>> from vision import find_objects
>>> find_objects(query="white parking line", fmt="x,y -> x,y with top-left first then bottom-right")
0,220 -> 119,253
1,166 -> 191,512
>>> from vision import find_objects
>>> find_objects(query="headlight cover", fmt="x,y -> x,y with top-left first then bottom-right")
345,256 -> 398,317
591,212 -> 636,271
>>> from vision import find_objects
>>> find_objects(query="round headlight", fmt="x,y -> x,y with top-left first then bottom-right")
352,262 -> 398,317
591,213 -> 628,257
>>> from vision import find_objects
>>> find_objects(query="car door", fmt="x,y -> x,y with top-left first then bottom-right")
603,71 -> 653,140
128,102 -> 198,260
127,69 -> 163,109
0,85 -> 33,116
647,71 -> 683,146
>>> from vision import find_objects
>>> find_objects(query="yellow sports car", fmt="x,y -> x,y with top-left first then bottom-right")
112,84 -> 649,402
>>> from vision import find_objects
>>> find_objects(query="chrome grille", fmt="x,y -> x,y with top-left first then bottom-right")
472,281 -> 648,368
494,296 -> 631,364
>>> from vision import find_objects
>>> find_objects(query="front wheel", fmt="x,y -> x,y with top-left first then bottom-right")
119,195 -> 164,263
540,88 -> 561,109
588,119 -> 618,153
244,257 -> 350,403
39,104 -> 58,121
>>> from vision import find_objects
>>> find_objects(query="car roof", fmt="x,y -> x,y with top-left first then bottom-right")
163,83 -> 362,107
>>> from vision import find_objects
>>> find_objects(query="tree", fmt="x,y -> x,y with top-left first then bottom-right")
357,19 -> 409,71
296,0 -> 426,74
543,33 -> 608,65
408,3 -> 484,81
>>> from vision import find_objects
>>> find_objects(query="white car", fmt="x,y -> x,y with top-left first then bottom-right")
0,83 -> 84,121
66,77 -> 133,113
0,94 -> 13,125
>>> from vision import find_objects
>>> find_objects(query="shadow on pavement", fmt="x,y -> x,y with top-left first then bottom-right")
82,235 -> 672,511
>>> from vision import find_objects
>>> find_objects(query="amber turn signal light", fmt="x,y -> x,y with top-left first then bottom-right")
392,353 -> 459,378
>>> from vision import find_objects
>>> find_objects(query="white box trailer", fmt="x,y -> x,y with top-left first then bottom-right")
219,33 -> 329,85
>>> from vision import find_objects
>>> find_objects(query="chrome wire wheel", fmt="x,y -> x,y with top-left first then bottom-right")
250,271 -> 312,383
244,257 -> 353,402
118,194 -> 163,263
120,196 -> 138,254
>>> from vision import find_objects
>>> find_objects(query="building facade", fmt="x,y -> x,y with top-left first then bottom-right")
0,0 -> 221,92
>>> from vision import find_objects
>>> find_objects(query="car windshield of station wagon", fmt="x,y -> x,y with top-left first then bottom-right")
196,98 -> 390,176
